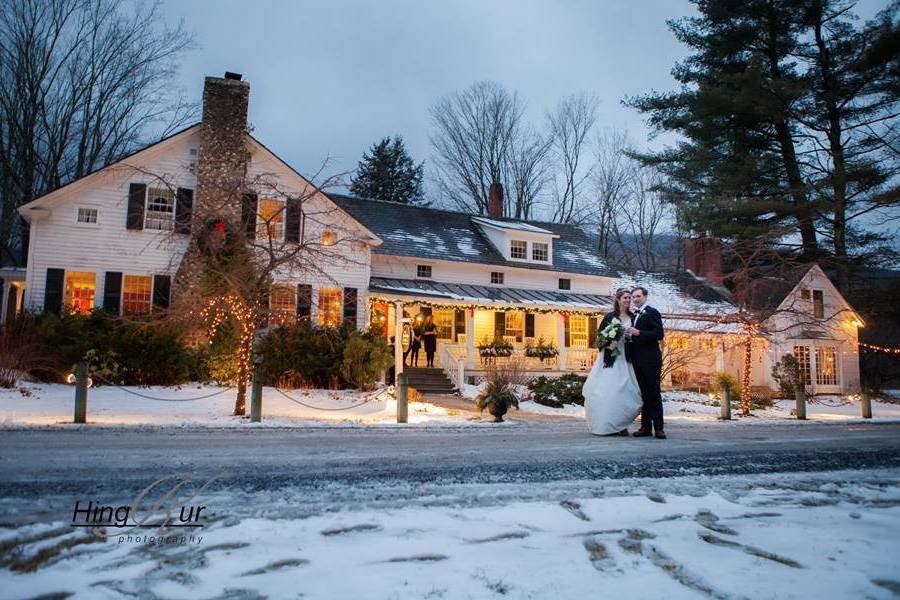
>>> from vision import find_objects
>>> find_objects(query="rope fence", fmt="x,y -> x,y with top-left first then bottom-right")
90,372 -> 235,402
271,386 -> 387,411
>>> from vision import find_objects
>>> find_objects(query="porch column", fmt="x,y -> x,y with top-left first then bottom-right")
394,301 -> 404,379
465,308 -> 475,369
557,314 -> 568,371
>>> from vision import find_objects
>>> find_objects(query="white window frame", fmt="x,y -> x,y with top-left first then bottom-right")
256,197 -> 286,242
416,264 -> 432,279
491,271 -> 504,285
121,274 -> 154,316
144,187 -> 176,231
814,344 -> 840,387
510,239 -> 527,260
74,206 -> 100,227
532,242 -> 549,262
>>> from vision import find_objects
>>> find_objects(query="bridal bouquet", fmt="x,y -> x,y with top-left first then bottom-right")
597,321 -> 625,368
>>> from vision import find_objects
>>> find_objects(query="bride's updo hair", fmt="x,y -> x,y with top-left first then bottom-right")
612,288 -> 632,317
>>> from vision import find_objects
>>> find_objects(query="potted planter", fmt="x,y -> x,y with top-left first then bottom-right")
524,337 -> 559,363
475,379 -> 520,423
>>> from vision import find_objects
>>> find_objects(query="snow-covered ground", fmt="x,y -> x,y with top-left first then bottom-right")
0,383 -> 478,429
2,382 -> 899,429
1,470 -> 898,599
465,382 -> 900,424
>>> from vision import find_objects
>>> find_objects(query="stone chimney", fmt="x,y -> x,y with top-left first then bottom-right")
684,236 -> 724,285
194,72 -> 251,227
173,73 -> 251,307
487,181 -> 503,218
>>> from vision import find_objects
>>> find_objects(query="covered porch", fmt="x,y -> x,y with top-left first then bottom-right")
367,277 -> 611,388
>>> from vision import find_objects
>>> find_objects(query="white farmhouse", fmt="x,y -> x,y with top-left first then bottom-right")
8,73 -> 863,396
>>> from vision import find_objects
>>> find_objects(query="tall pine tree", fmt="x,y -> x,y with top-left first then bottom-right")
350,136 -> 426,205
627,0 -> 899,289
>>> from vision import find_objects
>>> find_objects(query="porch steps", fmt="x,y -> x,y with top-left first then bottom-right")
403,367 -> 457,394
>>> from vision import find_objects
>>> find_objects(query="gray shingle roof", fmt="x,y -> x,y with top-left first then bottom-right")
329,194 -> 616,277
369,277 -> 612,310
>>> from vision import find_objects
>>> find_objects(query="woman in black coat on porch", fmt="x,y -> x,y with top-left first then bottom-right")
421,314 -> 438,368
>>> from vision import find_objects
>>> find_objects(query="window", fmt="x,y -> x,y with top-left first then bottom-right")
257,198 -> 285,241
122,275 -> 152,315
700,338 -> 715,351
793,345 -> 811,386
322,230 -> 337,246
433,309 -> 454,339
491,271 -> 504,285
815,347 -> 838,385
510,240 -> 527,259
669,336 -> 690,350
144,187 -> 175,231
65,271 -> 95,314
559,278 -> 571,290
270,284 -> 296,326
76,207 -> 98,225
532,242 -> 549,262
801,289 -> 811,300
317,288 -> 342,327
569,315 -> 588,348
505,311 -> 524,342
417,265 -> 432,279
813,290 -> 824,319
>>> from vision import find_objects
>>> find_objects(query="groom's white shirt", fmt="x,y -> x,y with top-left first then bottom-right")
631,304 -> 649,324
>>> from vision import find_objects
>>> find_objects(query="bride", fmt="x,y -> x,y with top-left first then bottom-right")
583,288 -> 643,436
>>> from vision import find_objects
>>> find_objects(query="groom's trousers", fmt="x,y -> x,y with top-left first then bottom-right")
634,361 -> 664,432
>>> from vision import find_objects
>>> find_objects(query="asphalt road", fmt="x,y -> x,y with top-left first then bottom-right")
2,421 -> 899,503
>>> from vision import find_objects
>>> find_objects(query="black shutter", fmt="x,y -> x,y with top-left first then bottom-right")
285,197 -> 301,243
127,183 -> 146,230
241,193 -> 258,239
175,188 -> 193,234
494,312 -> 506,340
454,309 -> 466,341
152,275 -> 171,310
103,272 -> 122,314
343,287 -> 357,328
564,317 -> 571,347
588,317 -> 598,349
525,312 -> 535,338
296,284 -> 312,320
44,268 -> 64,314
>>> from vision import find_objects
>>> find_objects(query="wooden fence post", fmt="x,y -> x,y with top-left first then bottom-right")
861,390 -> 872,419
397,372 -> 408,424
74,362 -> 88,424
720,387 -> 732,420
250,368 -> 262,423
795,385 -> 807,420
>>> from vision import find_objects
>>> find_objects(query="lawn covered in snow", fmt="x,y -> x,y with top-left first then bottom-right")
1,470 -> 898,599
0,383 -> 475,428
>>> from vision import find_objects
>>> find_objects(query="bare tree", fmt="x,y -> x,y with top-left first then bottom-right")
503,126 -> 552,220
0,0 -> 195,263
592,128 -> 634,259
547,93 -> 598,223
429,81 -> 524,215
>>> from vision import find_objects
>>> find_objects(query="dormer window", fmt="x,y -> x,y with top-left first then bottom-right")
533,242 -> 549,262
510,240 -> 527,259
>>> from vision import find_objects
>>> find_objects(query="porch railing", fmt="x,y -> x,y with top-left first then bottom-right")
439,344 -> 467,390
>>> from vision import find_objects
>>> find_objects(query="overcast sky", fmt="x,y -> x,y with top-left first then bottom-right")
161,0 -> 889,192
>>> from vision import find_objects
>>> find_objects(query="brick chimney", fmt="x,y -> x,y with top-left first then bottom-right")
487,181 -> 503,218
684,236 -> 724,285
194,72 -> 251,227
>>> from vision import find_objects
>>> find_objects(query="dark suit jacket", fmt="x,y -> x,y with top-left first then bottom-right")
598,312 -> 633,364
630,305 -> 664,367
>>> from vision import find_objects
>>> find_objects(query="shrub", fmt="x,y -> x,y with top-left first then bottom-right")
526,373 -> 587,407
475,365 -> 521,414
341,332 -> 393,391
257,321 -> 380,389
0,314 -> 47,387
771,354 -> 802,398
711,372 -> 741,402
24,311 -> 198,386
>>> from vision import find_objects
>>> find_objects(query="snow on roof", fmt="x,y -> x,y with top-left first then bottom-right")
615,271 -> 745,333
470,216 -> 556,235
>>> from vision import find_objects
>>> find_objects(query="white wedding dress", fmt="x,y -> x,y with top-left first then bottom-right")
583,316 -> 643,435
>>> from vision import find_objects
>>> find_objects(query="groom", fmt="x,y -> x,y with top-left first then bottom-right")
625,286 -> 666,439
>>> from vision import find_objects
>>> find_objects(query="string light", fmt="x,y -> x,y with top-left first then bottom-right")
197,294 -> 256,397
858,341 -> 900,355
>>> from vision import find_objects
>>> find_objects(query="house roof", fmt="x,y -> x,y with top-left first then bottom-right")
328,194 -> 616,277
369,276 -> 612,312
